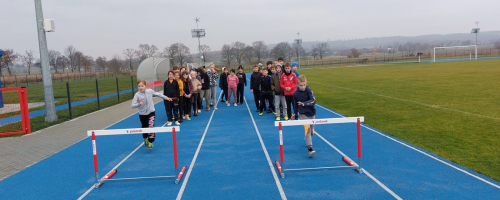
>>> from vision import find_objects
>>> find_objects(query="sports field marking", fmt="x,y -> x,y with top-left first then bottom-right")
244,97 -> 287,200
316,104 -> 500,190
176,93 -> 222,200
314,132 -> 402,200
310,82 -> 500,120
78,115 -> 170,200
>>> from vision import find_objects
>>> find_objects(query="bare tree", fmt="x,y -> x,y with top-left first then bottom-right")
292,43 -> 306,60
122,48 -> 136,71
136,44 -> 158,63
21,50 -> 36,75
316,42 -> 330,59
310,47 -> 320,59
252,41 -> 267,63
163,46 -> 176,66
199,45 -> 211,62
58,55 -> 69,73
243,45 -> 255,64
82,55 -> 93,71
232,41 -> 246,65
108,55 -> 123,73
64,45 -> 77,72
271,42 -> 292,60
221,44 -> 232,66
74,51 -> 84,72
48,50 -> 61,73
169,43 -> 191,66
0,49 -> 18,76
95,57 -> 107,71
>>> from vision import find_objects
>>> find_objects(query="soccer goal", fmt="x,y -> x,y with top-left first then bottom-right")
0,87 -> 31,136
87,127 -> 186,188
274,117 -> 364,178
433,45 -> 477,62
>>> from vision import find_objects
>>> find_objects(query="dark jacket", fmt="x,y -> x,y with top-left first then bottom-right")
260,75 -> 272,93
237,72 -> 247,86
183,80 -> 192,96
250,72 -> 262,91
201,72 -> 210,90
271,72 -> 284,95
163,79 -> 180,99
219,73 -> 228,89
293,86 -> 316,117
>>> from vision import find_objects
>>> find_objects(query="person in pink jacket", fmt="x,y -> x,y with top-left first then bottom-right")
227,69 -> 239,106
280,62 -> 297,120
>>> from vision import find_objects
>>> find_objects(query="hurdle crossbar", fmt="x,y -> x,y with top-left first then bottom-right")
274,117 -> 364,178
88,126 -> 186,188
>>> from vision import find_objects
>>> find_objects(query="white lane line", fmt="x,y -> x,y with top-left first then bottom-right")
316,104 -> 500,190
315,132 -> 402,200
176,93 -> 222,200
244,97 -> 287,200
311,82 -> 500,120
78,106 -> 169,200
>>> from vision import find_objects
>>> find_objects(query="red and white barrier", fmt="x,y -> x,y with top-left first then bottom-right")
100,169 -> 118,186
175,166 -> 187,184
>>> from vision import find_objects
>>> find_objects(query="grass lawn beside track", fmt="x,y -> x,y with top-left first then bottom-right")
299,59 -> 500,181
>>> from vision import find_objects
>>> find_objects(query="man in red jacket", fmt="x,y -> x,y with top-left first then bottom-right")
280,62 -> 297,120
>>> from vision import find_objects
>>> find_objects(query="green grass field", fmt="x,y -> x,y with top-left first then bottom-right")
299,59 -> 500,181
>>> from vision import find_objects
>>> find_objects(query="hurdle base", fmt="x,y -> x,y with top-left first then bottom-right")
275,161 -> 285,178
343,157 -> 362,174
175,166 -> 187,184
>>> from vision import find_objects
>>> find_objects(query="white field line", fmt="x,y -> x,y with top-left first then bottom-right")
175,93 -> 222,200
310,81 -> 500,120
316,104 -> 500,190
244,96 -> 287,200
315,132 -> 402,200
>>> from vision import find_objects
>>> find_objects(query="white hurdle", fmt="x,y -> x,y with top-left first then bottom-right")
274,117 -> 364,178
88,126 -> 187,188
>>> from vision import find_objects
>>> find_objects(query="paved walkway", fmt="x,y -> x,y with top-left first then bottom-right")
0,98 -> 161,181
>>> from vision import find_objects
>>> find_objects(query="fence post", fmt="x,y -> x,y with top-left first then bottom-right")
96,79 -> 100,110
80,72 -> 81,81
116,77 -> 119,102
131,76 -> 134,94
66,82 -> 72,119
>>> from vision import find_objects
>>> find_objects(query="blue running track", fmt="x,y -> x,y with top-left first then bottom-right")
0,75 -> 499,199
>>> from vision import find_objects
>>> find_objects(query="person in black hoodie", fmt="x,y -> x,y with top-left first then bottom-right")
259,68 -> 274,115
163,71 -> 180,126
250,64 -> 262,112
292,75 -> 317,158
219,67 -> 228,102
199,67 -> 211,111
236,65 -> 247,104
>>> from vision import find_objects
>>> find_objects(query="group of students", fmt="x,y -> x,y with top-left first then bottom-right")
131,64 -> 220,149
131,60 -> 318,157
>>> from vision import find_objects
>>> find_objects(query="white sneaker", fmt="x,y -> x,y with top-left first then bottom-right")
175,121 -> 180,125
227,103 -> 230,106
183,116 -> 186,119
234,103 -> 237,106
198,110 -> 201,113
167,121 -> 172,126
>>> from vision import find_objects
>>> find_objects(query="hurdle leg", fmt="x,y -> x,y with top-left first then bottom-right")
92,132 -> 101,188
172,128 -> 179,179
277,122 -> 285,178
357,118 -> 363,174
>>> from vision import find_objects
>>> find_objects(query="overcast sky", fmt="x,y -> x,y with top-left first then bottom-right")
1,0 -> 499,59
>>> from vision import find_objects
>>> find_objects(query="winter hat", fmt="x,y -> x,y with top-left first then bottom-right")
291,62 -> 298,68
258,63 -> 263,67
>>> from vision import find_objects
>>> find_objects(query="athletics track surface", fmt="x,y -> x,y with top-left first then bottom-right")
0,76 -> 499,200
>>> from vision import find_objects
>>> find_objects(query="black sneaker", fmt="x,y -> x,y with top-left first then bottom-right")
308,148 -> 316,158
221,100 -> 226,102
210,104 -> 214,107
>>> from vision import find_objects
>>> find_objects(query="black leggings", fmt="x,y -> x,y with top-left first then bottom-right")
139,111 -> 156,143
285,95 -> 293,119
237,84 -> 245,104
164,99 -> 179,122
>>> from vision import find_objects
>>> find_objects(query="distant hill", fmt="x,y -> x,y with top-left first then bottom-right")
269,31 -> 500,50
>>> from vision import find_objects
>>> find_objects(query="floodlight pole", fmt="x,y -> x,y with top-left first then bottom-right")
475,21 -> 479,46
295,32 -> 302,68
195,17 -> 202,67
34,0 -> 58,122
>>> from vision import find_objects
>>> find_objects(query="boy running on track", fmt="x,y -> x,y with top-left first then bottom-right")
131,79 -> 171,149
291,75 -> 317,158
280,62 -> 297,120
164,71 -> 181,126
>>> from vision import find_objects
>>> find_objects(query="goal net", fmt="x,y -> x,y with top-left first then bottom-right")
433,45 -> 477,62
